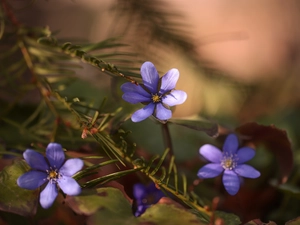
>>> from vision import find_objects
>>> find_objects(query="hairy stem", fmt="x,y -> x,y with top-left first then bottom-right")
161,122 -> 174,161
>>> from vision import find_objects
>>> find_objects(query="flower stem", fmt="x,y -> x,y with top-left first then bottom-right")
161,123 -> 174,161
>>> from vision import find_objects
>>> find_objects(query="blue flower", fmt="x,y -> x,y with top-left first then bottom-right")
121,61 -> 187,122
17,143 -> 84,209
197,134 -> 260,195
133,182 -> 164,217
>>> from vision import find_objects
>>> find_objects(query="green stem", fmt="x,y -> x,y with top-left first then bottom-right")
161,122 -> 174,161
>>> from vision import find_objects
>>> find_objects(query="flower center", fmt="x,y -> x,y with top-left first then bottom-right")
49,171 -> 58,179
46,168 -> 61,183
221,153 -> 238,170
151,94 -> 161,103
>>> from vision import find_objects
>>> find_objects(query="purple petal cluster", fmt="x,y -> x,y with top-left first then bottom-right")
133,182 -> 164,217
121,61 -> 187,122
17,143 -> 83,209
197,134 -> 260,195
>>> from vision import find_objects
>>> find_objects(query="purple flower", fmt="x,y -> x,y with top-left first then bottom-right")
17,143 -> 83,209
121,61 -> 187,122
197,134 -> 260,195
133,182 -> 164,217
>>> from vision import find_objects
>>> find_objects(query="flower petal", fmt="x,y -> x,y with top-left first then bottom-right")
121,83 -> 150,97
23,149 -> 49,171
197,163 -> 223,178
59,158 -> 84,176
145,183 -> 164,203
131,103 -> 155,122
140,61 -> 159,93
58,176 -> 81,195
162,90 -> 187,106
46,143 -> 65,169
146,182 -> 159,193
223,134 -> 239,154
122,92 -> 151,104
17,171 -> 47,190
133,183 -> 146,199
135,205 -> 148,217
199,144 -> 223,163
237,147 -> 256,164
160,68 -> 179,93
234,164 -> 261,178
133,183 -> 164,217
155,103 -> 172,121
222,170 -> 240,195
40,182 -> 58,209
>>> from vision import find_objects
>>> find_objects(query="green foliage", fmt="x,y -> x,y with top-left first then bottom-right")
68,187 -> 206,225
0,160 -> 39,217
214,211 -> 241,225
270,180 -> 300,200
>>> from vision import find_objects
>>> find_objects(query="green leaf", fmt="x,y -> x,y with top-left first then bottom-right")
214,211 -> 241,225
168,116 -> 218,137
67,187 -> 206,225
0,160 -> 39,216
66,188 -> 132,217
270,180 -> 300,199
140,203 -> 205,225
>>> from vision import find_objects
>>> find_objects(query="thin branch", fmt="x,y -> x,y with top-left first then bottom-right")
1,0 -> 21,26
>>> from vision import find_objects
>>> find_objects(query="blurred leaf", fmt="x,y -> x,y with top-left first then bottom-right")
269,180 -> 300,200
66,187 -> 132,217
169,116 -> 218,137
33,65 -> 76,76
114,0 -> 196,54
214,211 -> 241,225
139,200 -> 205,225
0,160 -> 39,216
244,219 -> 277,225
80,38 -> 128,52
0,44 -> 19,59
286,217 -> 300,225
67,187 -> 206,225
236,122 -> 293,183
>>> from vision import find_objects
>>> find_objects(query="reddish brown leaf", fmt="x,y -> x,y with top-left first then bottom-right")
236,122 -> 293,183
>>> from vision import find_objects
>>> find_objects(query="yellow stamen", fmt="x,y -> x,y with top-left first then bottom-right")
221,153 -> 238,170
152,94 -> 161,103
49,171 -> 58,179
224,159 -> 233,169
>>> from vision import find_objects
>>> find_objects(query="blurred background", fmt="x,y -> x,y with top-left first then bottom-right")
15,0 -> 300,124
